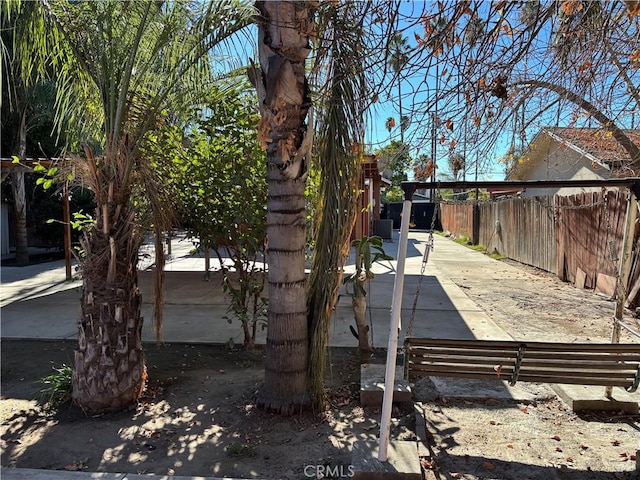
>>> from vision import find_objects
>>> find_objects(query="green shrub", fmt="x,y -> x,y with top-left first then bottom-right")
38,364 -> 73,409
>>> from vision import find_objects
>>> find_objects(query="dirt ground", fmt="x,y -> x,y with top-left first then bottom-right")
1,342 -> 405,478
1,256 -> 640,479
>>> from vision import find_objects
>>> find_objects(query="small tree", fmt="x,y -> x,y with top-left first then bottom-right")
13,0 -> 255,413
376,140 -> 413,187
343,236 -> 392,356
167,83 -> 268,349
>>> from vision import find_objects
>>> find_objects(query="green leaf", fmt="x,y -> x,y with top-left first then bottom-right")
36,177 -> 45,185
43,179 -> 53,189
11,156 -> 20,164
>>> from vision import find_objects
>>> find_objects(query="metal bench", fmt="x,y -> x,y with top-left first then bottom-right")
404,337 -> 640,393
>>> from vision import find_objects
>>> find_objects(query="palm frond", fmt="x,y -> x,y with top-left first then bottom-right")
307,0 -> 379,408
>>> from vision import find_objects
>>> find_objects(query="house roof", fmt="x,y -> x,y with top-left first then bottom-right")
508,127 -> 640,180
546,127 -> 640,165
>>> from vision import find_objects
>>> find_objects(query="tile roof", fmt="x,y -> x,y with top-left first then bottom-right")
546,127 -> 640,165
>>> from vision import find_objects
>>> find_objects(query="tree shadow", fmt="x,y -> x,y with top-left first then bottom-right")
1,343 -> 366,478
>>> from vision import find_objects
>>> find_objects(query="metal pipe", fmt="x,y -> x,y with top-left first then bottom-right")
378,198 -> 412,462
402,178 -> 640,190
614,318 -> 640,340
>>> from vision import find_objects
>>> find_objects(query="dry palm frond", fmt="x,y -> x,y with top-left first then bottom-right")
307,0 -> 378,409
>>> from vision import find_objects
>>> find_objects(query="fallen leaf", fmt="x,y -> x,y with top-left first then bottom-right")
521,406 -> 529,414
620,452 -> 629,460
507,444 -> 514,449
556,447 -> 563,452
631,454 -> 637,460
452,473 -> 463,479
552,435 -> 561,441
483,461 -> 496,470
490,420 -> 497,425
64,461 -> 85,471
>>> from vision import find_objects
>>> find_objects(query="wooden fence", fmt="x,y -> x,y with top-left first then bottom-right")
439,191 -> 640,306
555,191 -> 626,289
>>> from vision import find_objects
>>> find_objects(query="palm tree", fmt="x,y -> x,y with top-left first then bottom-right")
385,116 -> 396,133
252,0 -> 316,413
13,0 -> 254,413
388,33 -> 410,142
1,4 -> 55,266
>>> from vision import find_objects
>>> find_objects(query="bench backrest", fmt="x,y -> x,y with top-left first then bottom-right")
405,337 -> 640,393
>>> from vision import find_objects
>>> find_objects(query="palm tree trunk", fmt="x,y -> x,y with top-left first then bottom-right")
11,169 -> 29,266
12,113 -> 29,266
254,0 -> 315,414
398,80 -> 404,143
72,192 -> 146,413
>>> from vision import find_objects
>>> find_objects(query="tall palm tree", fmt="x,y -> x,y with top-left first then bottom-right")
1,3 -> 57,266
388,33 -> 410,142
252,0 -> 316,414
12,0 -> 254,413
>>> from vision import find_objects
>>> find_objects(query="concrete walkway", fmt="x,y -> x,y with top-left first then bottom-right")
0,231 -> 508,346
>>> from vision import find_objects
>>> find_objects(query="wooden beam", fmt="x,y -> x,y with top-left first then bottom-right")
402,178 -> 640,193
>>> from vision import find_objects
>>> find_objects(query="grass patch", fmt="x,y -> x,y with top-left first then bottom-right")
446,232 -> 506,260
38,364 -> 73,409
226,443 -> 257,458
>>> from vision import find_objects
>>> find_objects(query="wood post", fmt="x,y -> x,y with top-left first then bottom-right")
63,182 -> 72,280
606,188 -> 638,397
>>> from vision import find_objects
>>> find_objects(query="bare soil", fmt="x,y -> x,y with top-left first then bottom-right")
1,256 -> 639,479
0,341 -> 414,479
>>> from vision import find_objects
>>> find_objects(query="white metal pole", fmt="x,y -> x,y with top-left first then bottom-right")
378,198 -> 412,461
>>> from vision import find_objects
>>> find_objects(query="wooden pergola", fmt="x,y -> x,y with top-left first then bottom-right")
1,157 -> 73,279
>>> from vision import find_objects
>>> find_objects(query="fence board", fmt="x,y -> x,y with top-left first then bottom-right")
477,196 -> 557,274
555,190 -> 625,290
440,202 -> 474,240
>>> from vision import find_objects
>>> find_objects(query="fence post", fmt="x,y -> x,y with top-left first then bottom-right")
606,187 -> 638,397
472,202 -> 480,245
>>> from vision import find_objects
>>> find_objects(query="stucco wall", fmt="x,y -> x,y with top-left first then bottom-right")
519,143 -> 611,197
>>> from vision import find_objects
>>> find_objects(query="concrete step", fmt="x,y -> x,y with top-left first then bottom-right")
351,440 -> 421,480
360,364 -> 412,406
